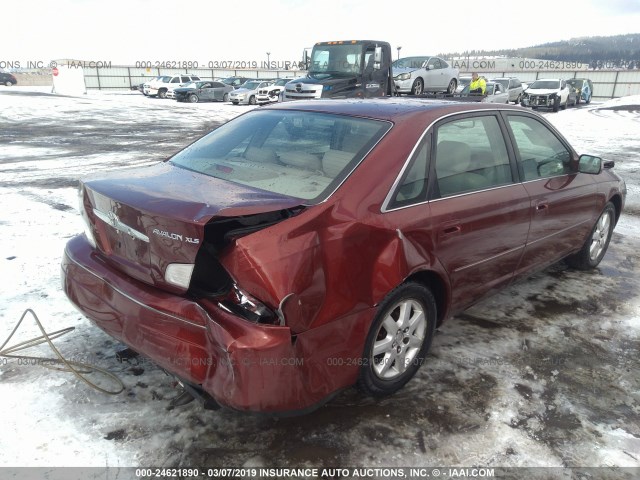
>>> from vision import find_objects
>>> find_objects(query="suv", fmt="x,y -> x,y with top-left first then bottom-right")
520,78 -> 571,112
490,77 -> 523,104
0,72 -> 17,86
143,74 -> 201,99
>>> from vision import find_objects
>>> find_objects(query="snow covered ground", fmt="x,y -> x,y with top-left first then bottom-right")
0,87 -> 638,477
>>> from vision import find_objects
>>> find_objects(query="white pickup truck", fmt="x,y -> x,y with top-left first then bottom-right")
143,74 -> 201,99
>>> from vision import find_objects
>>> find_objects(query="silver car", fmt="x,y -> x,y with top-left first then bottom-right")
392,56 -> 459,95
229,80 -> 274,105
490,77 -> 524,104
460,82 -> 510,103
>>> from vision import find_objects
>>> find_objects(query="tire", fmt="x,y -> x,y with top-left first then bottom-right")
552,97 -> 560,112
575,95 -> 580,105
410,78 -> 424,96
188,94 -> 199,103
223,93 -> 229,102
158,89 -> 167,99
249,95 -> 256,105
515,94 -> 522,105
357,282 -> 436,397
586,93 -> 592,104
566,202 -> 615,270
5,81 -> 12,87
447,79 -> 457,95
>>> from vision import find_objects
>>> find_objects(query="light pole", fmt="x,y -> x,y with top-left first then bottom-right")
266,52 -> 271,69
397,46 -> 402,61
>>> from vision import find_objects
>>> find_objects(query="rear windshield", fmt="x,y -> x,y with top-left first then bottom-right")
169,110 -> 391,203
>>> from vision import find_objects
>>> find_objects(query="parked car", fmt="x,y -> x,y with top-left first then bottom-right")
143,74 -> 201,99
456,75 -> 472,93
0,72 -> 17,86
256,78 -> 291,104
174,81 -> 234,103
459,81 -> 510,103
62,99 -> 625,414
221,76 -> 250,89
566,78 -> 594,104
229,80 -> 274,105
490,77 -> 524,104
392,56 -> 459,95
520,78 -> 571,112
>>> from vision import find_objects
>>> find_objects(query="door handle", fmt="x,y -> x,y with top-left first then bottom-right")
535,203 -> 549,212
442,225 -> 461,235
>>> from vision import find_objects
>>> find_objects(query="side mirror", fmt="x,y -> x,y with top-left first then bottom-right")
374,46 -> 382,63
426,64 -> 434,70
578,154 -> 602,174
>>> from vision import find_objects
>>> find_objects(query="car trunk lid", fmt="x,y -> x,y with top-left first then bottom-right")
81,162 -> 303,293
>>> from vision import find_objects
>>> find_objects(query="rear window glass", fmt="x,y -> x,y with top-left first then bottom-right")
169,110 -> 391,203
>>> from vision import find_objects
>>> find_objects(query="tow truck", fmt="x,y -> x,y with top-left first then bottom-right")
283,40 -> 394,100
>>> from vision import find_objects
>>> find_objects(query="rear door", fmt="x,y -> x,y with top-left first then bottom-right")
502,112 -> 596,276
427,113 -> 530,308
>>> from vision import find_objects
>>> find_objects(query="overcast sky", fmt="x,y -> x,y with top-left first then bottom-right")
3,0 -> 640,66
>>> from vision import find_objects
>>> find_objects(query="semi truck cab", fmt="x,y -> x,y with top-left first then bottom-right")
283,40 -> 394,100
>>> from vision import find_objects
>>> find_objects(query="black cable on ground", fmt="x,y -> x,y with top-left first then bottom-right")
0,308 -> 124,395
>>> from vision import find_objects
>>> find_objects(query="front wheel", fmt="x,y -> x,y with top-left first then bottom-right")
447,79 -> 457,94
188,94 -> 199,103
566,202 -> 615,270
223,93 -> 229,102
410,78 -> 424,95
249,95 -> 256,105
5,81 -> 12,87
357,283 -> 436,397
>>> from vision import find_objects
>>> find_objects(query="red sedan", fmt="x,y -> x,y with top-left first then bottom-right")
62,99 -> 626,414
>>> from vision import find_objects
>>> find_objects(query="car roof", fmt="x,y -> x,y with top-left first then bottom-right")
262,98 -> 523,122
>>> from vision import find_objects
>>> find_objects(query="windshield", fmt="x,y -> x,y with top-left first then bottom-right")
309,44 -> 365,75
392,57 -> 429,69
159,76 -> 172,82
529,80 -> 560,89
169,110 -> 391,203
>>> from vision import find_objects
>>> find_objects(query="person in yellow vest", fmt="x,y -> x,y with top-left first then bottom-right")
469,72 -> 486,95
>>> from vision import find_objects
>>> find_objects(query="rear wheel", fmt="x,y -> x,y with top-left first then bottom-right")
566,202 -> 615,270
357,283 -> 436,397
188,94 -> 199,103
410,78 -> 424,95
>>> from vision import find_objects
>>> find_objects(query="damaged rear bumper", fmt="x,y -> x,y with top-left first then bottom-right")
61,234 -> 370,413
